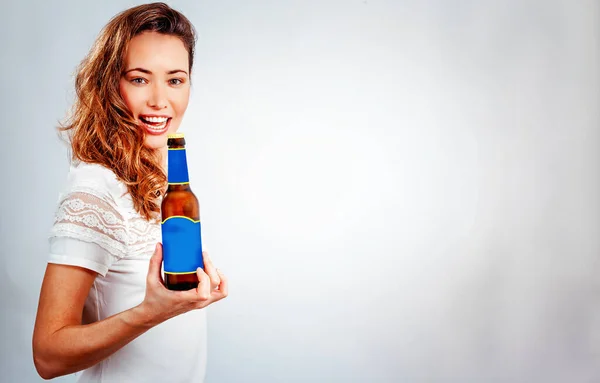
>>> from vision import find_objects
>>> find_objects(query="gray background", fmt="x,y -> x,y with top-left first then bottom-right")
1,0 -> 599,382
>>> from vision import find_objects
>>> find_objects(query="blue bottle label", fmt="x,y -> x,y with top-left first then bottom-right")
167,148 -> 190,184
161,216 -> 203,274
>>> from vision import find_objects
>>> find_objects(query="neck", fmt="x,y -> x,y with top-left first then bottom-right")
167,183 -> 191,191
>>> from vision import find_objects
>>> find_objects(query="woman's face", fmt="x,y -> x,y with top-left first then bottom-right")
119,31 -> 190,150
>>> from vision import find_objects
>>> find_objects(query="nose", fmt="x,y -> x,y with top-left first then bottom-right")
147,82 -> 168,109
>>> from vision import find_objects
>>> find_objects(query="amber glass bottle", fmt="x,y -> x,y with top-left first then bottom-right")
161,133 -> 204,291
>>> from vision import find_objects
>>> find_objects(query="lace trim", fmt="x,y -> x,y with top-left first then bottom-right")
51,191 -> 160,259
129,217 -> 161,247
56,198 -> 127,240
52,223 -> 128,258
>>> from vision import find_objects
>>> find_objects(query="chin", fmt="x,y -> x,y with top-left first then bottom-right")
144,128 -> 181,150
143,135 -> 169,150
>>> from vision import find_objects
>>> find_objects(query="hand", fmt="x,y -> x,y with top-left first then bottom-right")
138,243 -> 229,326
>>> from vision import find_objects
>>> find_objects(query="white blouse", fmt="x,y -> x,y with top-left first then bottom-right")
48,162 -> 207,383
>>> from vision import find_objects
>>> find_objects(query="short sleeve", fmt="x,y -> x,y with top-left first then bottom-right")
49,237 -> 113,276
48,191 -> 128,276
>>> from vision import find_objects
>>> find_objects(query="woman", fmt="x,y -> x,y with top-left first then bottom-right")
32,3 -> 228,382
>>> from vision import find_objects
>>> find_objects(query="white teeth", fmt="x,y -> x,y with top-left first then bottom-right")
145,121 -> 167,130
140,116 -> 169,131
142,116 -> 168,123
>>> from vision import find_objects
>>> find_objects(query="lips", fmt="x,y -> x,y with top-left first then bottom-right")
139,115 -> 171,136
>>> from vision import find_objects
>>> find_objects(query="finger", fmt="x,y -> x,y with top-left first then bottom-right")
202,252 -> 220,290
195,267 -> 211,301
147,243 -> 164,286
214,268 -> 228,299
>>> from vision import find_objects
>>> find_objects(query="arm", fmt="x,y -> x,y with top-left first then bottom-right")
32,244 -> 228,380
32,263 -> 151,379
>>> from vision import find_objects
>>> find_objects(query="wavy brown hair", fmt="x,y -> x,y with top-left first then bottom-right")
60,2 -> 196,221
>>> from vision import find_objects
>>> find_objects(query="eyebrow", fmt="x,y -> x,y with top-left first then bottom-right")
124,68 -> 188,76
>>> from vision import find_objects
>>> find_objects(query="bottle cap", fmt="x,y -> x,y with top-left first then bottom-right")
167,133 -> 185,139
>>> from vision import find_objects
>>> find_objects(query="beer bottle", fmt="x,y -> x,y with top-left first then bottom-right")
161,133 -> 204,291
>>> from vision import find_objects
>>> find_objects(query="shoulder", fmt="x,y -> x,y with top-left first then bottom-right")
50,162 -> 132,265
63,161 -> 126,199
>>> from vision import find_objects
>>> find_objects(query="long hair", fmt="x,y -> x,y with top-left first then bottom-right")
60,2 -> 196,221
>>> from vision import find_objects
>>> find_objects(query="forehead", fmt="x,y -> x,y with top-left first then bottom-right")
123,31 -> 189,70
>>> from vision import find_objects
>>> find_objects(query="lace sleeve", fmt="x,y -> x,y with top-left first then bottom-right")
48,191 -> 128,274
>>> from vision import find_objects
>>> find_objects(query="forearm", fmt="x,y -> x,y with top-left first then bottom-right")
34,304 -> 158,379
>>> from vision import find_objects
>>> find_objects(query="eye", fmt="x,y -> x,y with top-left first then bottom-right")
169,78 -> 185,86
131,77 -> 148,85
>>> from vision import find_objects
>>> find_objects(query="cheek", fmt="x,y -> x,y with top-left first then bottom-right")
119,82 -> 139,114
173,89 -> 190,116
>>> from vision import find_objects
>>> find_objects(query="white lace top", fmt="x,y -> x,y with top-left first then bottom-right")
48,162 -> 207,383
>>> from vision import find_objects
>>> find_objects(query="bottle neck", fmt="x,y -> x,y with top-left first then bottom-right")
167,146 -> 190,187
166,183 -> 191,192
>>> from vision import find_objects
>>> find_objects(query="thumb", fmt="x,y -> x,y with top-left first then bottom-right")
147,243 -> 164,285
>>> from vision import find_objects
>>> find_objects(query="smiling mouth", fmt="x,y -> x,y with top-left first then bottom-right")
140,116 -> 171,135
